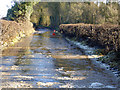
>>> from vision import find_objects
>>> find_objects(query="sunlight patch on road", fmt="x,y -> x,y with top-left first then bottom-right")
2,82 -> 33,88
52,55 -> 104,59
11,65 -> 19,70
13,75 -> 34,79
51,76 -> 86,80
59,83 -> 74,88
37,82 -> 59,87
1,72 -> 11,76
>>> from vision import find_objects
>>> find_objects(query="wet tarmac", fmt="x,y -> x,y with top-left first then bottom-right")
1,29 -> 119,88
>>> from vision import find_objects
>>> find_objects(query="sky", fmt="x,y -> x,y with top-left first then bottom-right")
0,0 -> 14,18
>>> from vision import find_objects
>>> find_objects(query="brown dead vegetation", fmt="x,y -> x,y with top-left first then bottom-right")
0,19 -> 35,49
59,24 -> 120,53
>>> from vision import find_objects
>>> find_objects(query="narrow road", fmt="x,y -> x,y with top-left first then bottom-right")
1,29 -> 119,88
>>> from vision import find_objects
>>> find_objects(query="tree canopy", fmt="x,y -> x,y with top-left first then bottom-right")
7,1 -> 119,28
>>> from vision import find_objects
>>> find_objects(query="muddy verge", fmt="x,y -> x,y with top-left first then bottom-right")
59,23 -> 120,77
0,19 -> 35,50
